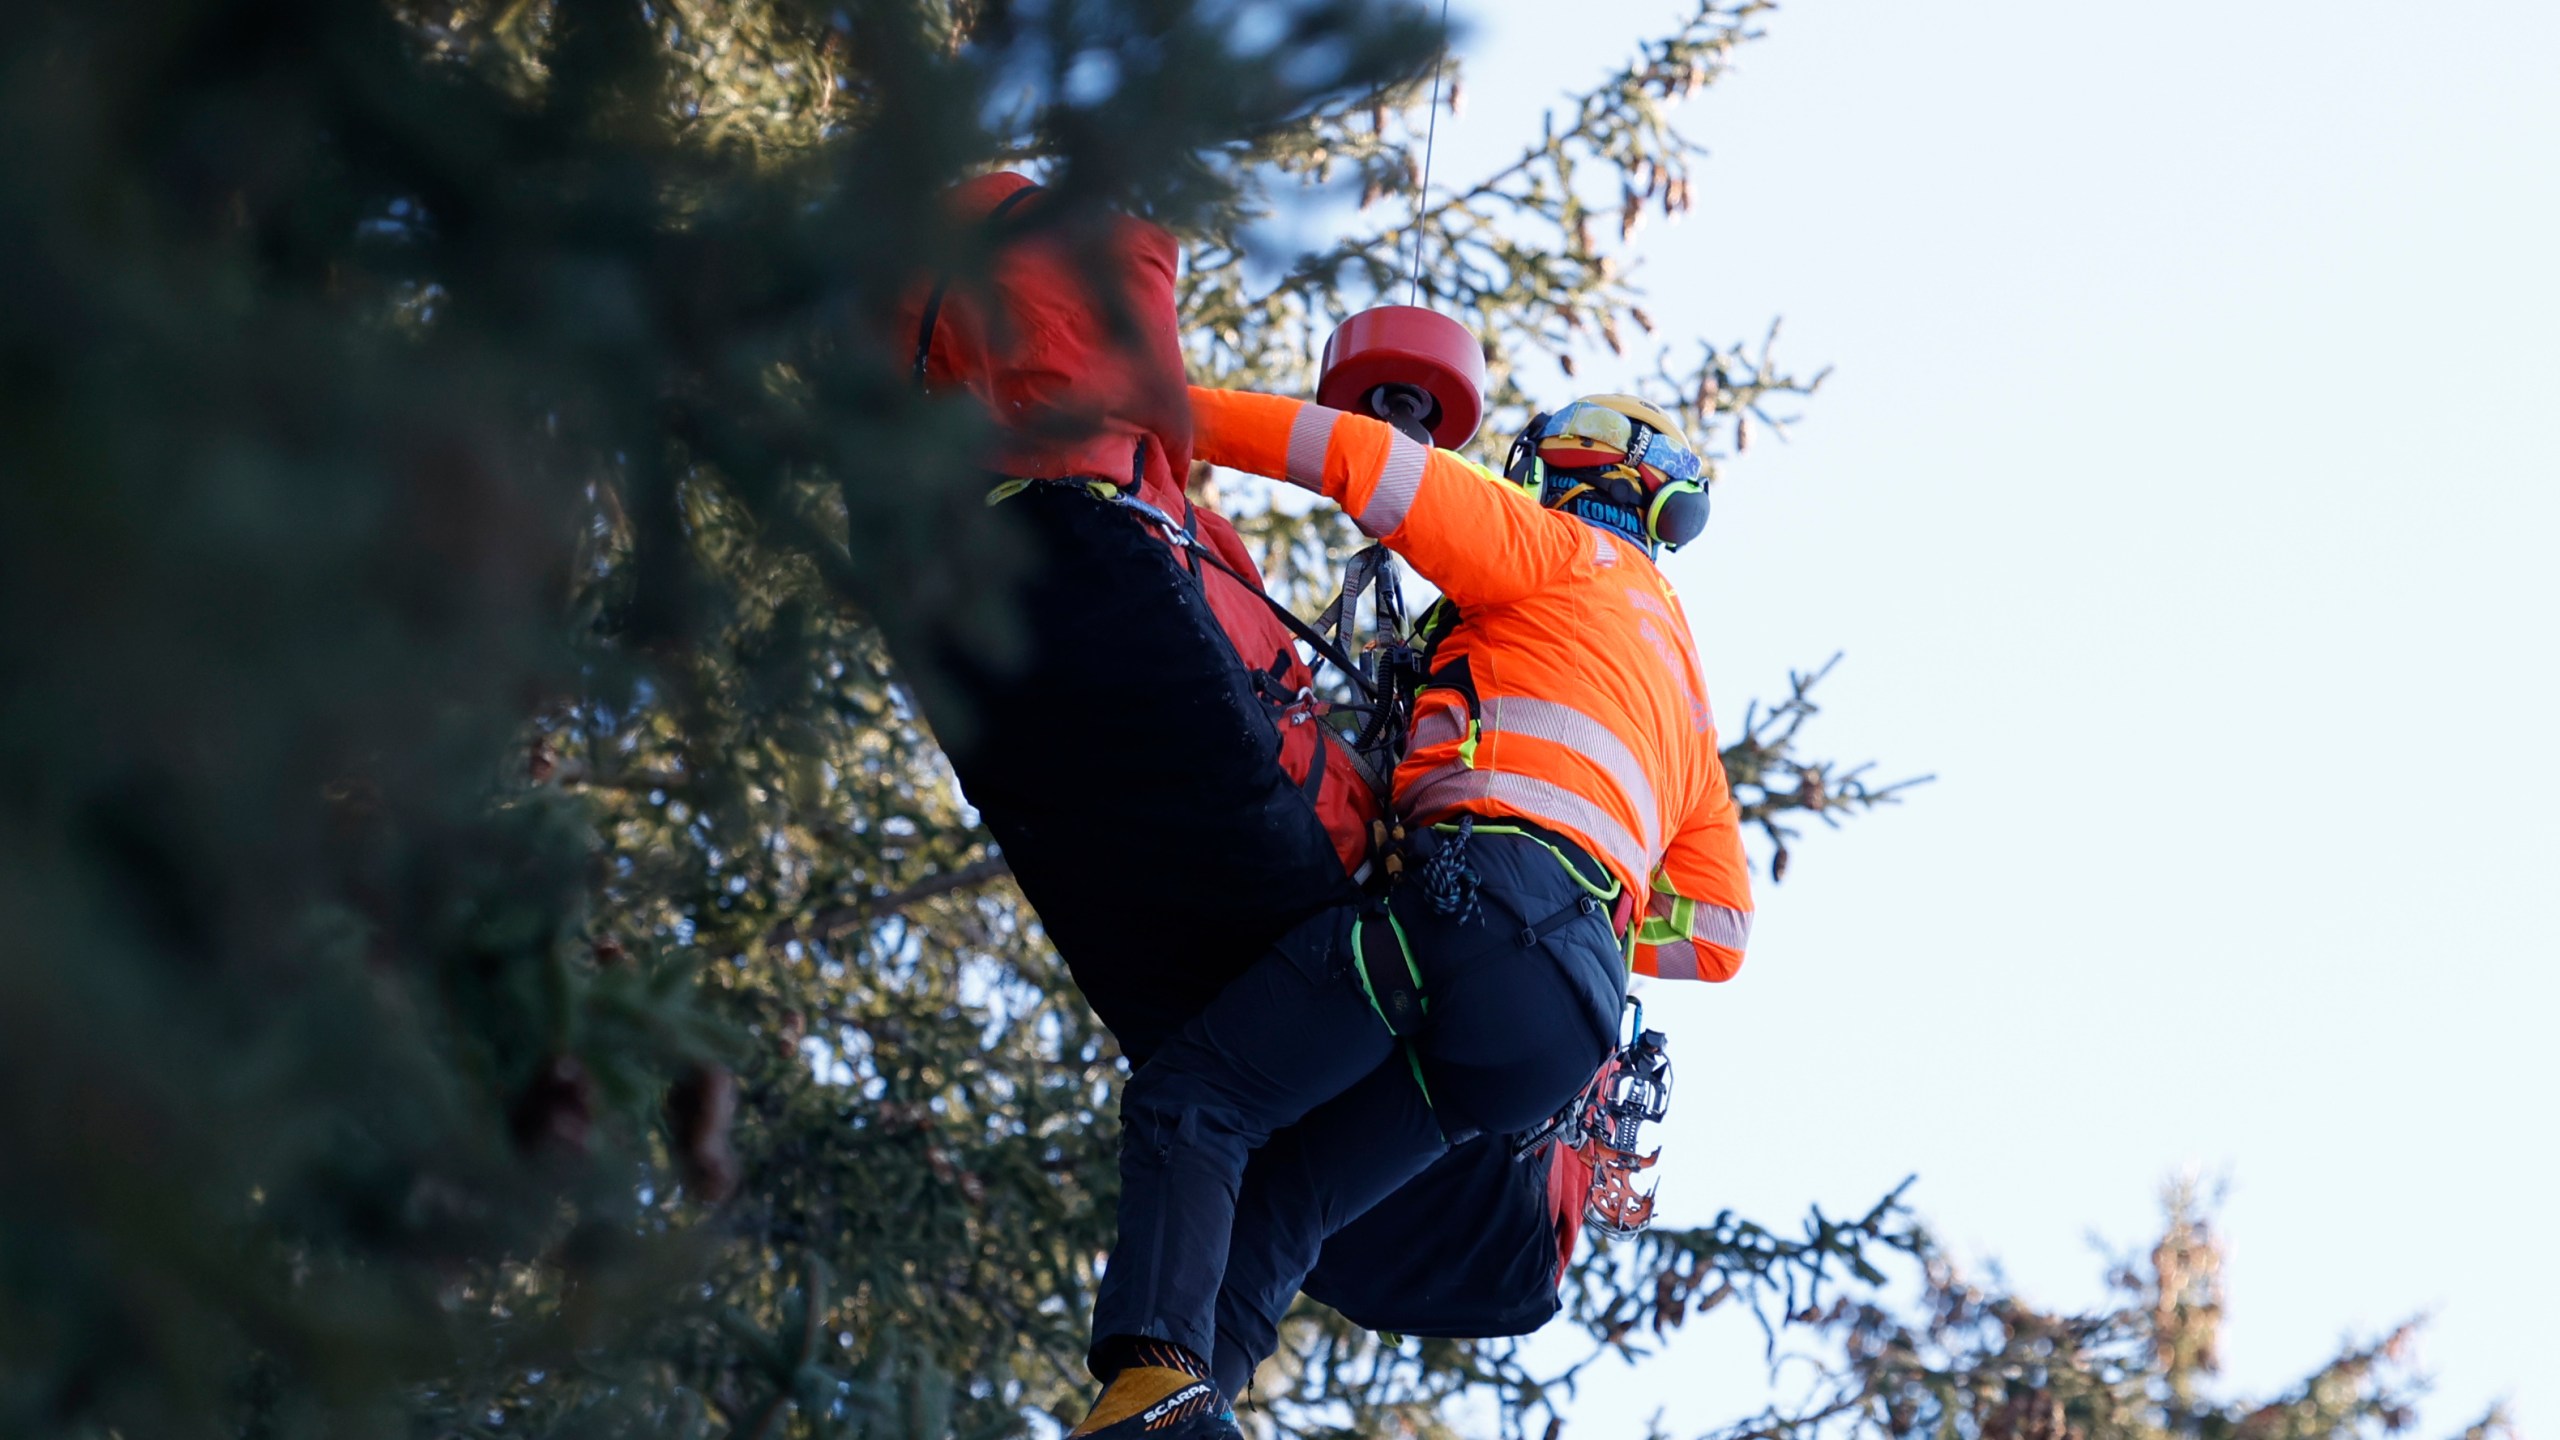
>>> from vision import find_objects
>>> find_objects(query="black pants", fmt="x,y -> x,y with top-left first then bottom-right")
928,485 -> 1362,1064
916,487 -> 1610,1363
1090,830 -> 1624,1393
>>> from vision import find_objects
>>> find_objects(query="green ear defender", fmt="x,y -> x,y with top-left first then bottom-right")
1508,405 -> 1710,550
1645,478 -> 1709,549
1503,413 -> 1552,496
1518,456 -> 1548,500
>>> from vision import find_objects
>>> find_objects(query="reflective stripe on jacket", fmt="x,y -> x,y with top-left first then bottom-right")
1187,387 -> 1755,981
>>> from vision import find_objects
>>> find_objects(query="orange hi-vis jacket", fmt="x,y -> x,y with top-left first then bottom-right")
1189,387 -> 1755,982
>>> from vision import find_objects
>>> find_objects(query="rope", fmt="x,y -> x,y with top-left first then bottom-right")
1406,0 -> 1455,305
1419,813 -> 1484,926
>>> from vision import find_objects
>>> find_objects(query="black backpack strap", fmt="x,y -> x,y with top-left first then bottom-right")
1178,494 -> 1204,580
1299,725 -> 1328,809
1410,596 -> 1463,671
1105,492 -> 1378,703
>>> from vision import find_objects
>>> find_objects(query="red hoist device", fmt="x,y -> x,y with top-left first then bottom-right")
1307,132 -> 1675,1237
1316,304 -> 1486,450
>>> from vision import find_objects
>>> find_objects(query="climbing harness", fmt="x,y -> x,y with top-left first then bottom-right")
1516,998 -> 1674,1238
1350,904 -> 1426,1039
1316,542 -> 1432,781
982,472 -> 1683,1202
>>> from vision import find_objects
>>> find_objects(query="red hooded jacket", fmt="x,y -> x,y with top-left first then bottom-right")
903,171 -> 1195,497
898,173 -> 1378,875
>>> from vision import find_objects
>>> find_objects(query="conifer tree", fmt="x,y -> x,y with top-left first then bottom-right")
0,4 -> 2498,1439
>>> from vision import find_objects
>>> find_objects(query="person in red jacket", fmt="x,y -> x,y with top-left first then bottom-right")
1071,390 -> 1752,1439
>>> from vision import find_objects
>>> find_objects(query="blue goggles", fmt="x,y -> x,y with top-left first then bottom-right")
1534,402 -> 1704,488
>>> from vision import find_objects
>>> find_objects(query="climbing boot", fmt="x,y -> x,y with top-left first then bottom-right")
1066,1364 -> 1237,1439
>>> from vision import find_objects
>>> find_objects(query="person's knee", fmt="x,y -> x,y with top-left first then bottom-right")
1121,1066 -> 1272,1173
1116,1088 -> 1187,1173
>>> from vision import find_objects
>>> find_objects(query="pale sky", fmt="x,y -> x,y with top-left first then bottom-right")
1400,0 -> 2558,1433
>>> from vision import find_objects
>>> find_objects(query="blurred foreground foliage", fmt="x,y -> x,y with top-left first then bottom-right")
0,2 -> 2494,1439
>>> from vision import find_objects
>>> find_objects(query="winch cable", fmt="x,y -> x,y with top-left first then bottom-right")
1407,0 -> 1454,305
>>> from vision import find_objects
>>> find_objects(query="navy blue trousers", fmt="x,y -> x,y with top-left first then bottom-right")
1090,830 -> 1624,1395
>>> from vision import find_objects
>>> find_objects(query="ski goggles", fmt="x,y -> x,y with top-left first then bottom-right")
1533,402 -> 1703,488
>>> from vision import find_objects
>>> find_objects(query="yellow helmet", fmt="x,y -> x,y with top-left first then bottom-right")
1507,393 -> 1711,550
1536,394 -> 1694,467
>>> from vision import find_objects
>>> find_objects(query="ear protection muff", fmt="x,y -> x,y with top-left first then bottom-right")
1620,418 -> 1709,549
1510,405 -> 1712,549
1646,478 -> 1709,549
1504,412 -> 1552,496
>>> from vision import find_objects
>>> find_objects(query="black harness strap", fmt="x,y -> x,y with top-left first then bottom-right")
1518,894 -> 1607,950
1106,492 -> 1380,704
1250,649 -> 1297,705
1421,650 -> 1481,731
1298,725 -> 1328,808
1178,495 -> 1206,581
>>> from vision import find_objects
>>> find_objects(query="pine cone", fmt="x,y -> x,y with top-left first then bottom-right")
512,1055 -> 597,1157
666,1063 -> 741,1205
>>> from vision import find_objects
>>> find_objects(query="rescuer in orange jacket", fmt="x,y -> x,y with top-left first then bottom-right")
1071,391 -> 1753,1440
1212,387 -> 1757,980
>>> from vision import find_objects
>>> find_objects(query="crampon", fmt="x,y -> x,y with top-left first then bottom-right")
1518,1000 -> 1673,1237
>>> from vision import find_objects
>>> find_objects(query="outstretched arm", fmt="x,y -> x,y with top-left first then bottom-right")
1188,387 -> 1594,609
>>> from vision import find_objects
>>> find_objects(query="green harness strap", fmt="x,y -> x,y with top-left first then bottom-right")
985,476 -> 1119,507
1445,821 -> 1622,902
1348,911 -> 1441,1117
1349,911 -> 1426,1021
1441,820 -> 1641,968
1355,822 -> 1637,1119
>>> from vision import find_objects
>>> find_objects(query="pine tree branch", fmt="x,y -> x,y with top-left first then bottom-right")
790,854 -> 1014,943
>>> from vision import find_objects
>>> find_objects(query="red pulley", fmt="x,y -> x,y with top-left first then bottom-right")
1317,305 -> 1487,450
